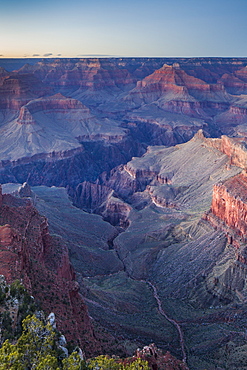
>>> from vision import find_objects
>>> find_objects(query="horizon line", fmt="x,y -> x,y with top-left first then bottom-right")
0,56 -> 247,59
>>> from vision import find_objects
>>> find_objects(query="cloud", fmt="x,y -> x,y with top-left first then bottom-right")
77,54 -> 116,57
32,54 -> 40,57
43,53 -> 53,57
57,54 -> 62,56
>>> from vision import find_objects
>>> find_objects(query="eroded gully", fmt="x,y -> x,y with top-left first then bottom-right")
114,248 -> 188,364
84,217 -> 188,364
143,280 -> 187,364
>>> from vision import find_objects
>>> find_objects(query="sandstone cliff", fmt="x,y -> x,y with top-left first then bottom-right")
211,173 -> 247,239
124,63 -> 231,116
0,185 -> 100,356
0,74 -> 52,109
196,130 -> 247,169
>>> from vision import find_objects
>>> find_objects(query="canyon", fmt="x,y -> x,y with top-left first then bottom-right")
2,57 -> 247,369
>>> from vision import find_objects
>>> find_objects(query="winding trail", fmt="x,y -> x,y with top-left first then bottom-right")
143,280 -> 187,364
84,247 -> 188,364
116,248 -> 188,364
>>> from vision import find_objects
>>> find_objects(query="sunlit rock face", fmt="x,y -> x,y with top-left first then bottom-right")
211,174 -> 247,238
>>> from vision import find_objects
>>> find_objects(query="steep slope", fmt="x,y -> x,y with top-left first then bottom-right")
105,62 -> 238,144
122,63 -> 232,113
201,171 -> 247,305
0,73 -> 52,109
0,93 -> 127,162
0,186 -> 100,356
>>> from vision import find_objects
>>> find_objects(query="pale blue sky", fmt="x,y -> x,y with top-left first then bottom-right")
1,0 -> 247,57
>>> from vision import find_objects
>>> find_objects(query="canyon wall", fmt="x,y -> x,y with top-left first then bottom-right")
0,186 -> 100,356
211,174 -> 247,239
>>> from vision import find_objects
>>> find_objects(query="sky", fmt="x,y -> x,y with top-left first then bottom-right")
1,0 -> 247,58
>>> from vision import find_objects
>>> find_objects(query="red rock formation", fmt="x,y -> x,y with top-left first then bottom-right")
146,185 -> 176,208
125,64 -> 230,116
124,163 -> 159,181
100,196 -> 132,228
98,165 -> 141,199
211,173 -> 247,239
135,344 -> 188,370
159,99 -> 205,117
194,130 -> 247,169
235,66 -> 247,82
219,73 -> 247,94
0,224 -> 21,250
24,93 -> 90,114
215,105 -> 247,131
17,106 -> 36,124
0,186 -> 100,356
0,74 -> 51,109
215,136 -> 247,168
17,59 -> 136,91
199,132 -> 247,244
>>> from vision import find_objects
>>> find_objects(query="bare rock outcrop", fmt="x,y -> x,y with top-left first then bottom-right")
24,93 -> 90,114
72,181 -> 114,212
219,73 -> 247,94
211,174 -> 247,239
99,196 -> 132,229
17,182 -> 32,198
0,74 -> 52,109
0,190 -> 100,355
136,344 -> 188,370
17,106 -> 36,124
198,132 -> 247,169
201,171 -> 247,305
124,63 -> 231,118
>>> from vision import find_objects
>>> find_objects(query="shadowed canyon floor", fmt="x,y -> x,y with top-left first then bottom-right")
3,58 -> 247,369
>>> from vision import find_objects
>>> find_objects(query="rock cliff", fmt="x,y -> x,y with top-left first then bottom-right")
2,57 -> 247,190
72,181 -> 114,212
71,181 -> 132,228
0,185 -> 100,356
0,74 -> 52,109
124,63 -> 231,116
211,173 -> 247,239
136,344 -> 188,370
199,132 -> 247,168
23,93 -> 90,114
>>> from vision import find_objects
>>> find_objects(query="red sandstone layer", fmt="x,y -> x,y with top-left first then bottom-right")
0,186 -> 100,356
211,174 -> 247,239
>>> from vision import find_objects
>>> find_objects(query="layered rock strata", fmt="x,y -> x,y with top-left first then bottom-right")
211,173 -> 247,240
194,130 -> 247,168
0,185 -> 100,355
